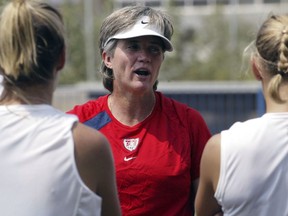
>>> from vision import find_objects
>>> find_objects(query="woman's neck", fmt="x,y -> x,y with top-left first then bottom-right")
108,92 -> 156,126
0,83 -> 54,105
264,83 -> 288,113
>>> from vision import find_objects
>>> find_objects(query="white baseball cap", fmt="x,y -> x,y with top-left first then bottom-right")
103,16 -> 173,52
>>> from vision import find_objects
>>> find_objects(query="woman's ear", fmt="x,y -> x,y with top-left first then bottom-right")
102,52 -> 112,69
56,48 -> 66,71
251,57 -> 262,81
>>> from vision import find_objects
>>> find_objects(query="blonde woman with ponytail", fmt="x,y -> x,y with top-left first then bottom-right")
0,1 -> 121,216
195,14 -> 288,216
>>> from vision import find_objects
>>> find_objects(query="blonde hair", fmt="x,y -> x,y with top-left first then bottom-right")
255,15 -> 288,103
0,0 -> 65,84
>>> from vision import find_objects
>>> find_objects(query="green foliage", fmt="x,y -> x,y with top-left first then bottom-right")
58,2 -> 86,84
160,7 -> 256,81
58,0 -> 114,84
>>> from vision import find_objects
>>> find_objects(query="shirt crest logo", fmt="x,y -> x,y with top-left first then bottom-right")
123,138 -> 139,151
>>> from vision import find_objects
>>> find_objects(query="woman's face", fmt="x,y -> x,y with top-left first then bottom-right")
103,36 -> 164,95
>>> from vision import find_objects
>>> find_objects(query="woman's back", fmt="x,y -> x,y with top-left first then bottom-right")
195,14 -> 288,216
216,113 -> 288,216
0,105 -> 102,216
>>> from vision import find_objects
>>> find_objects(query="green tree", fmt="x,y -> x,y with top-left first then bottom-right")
160,7 -> 255,81
59,0 -> 113,84
59,1 -> 86,84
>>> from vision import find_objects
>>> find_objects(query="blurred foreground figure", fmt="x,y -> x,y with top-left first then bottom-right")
0,1 -> 121,216
195,14 -> 288,216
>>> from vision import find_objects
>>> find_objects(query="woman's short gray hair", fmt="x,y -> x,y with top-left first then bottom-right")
98,5 -> 174,92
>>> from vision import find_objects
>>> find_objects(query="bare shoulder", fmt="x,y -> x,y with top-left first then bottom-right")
195,133 -> 223,215
72,122 -> 113,168
203,134 -> 221,159
73,122 -> 109,150
72,122 -> 114,192
72,123 -> 122,216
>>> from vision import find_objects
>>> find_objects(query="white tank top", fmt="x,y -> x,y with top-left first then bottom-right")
215,113 -> 288,216
0,105 -> 102,216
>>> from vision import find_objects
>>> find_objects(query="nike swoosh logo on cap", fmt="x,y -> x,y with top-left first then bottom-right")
141,20 -> 148,24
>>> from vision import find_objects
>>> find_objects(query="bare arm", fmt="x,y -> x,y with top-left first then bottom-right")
195,134 -> 222,216
73,123 -> 121,216
94,133 -> 122,216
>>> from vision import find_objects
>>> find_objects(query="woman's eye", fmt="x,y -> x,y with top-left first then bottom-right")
150,46 -> 162,54
127,44 -> 140,50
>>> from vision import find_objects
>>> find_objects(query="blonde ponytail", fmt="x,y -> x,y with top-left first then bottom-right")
255,15 -> 288,103
0,0 -> 37,79
0,0 -> 65,85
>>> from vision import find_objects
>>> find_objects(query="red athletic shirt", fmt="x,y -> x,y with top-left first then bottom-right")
68,91 -> 211,216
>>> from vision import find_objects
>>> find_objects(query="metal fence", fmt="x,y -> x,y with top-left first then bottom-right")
54,81 -> 265,134
157,82 -> 265,134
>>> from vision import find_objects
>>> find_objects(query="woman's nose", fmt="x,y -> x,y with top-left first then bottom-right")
137,49 -> 151,62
